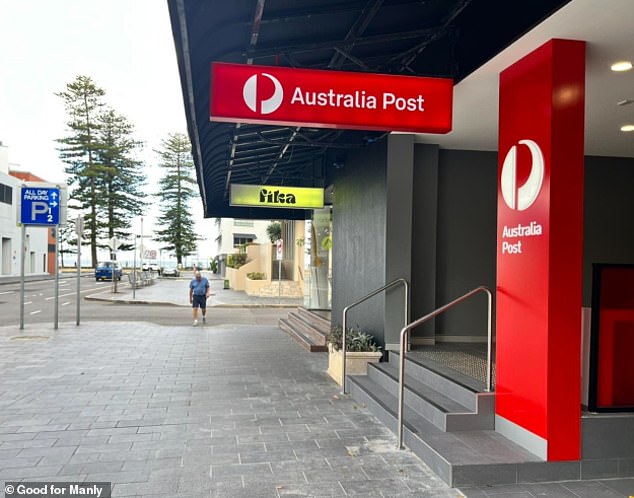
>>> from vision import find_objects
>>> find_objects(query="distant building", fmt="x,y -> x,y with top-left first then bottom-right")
216,218 -> 272,255
0,142 -> 52,277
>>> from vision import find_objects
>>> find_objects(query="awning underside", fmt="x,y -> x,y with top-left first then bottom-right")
168,0 -> 571,219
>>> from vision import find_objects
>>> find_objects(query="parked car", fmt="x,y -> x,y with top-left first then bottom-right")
95,261 -> 123,281
142,263 -> 161,274
161,264 -> 180,277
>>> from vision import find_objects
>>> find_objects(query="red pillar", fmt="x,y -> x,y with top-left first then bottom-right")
496,39 -> 586,461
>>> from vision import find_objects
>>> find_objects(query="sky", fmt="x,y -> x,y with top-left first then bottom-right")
0,0 -> 216,262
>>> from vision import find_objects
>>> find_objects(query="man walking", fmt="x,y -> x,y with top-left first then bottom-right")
189,271 -> 210,326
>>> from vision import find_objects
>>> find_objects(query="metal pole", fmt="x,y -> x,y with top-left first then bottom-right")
278,259 -> 281,303
54,227 -> 59,330
112,249 -> 117,295
398,326 -> 408,449
139,218 -> 144,277
19,224 -> 26,330
485,288 -> 493,392
342,310 -> 348,394
340,278 -> 409,395
76,233 -> 81,326
133,236 -> 137,300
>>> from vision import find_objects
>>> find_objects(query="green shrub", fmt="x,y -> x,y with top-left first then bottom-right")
266,222 -> 282,243
226,253 -> 247,269
247,272 -> 265,280
327,325 -> 381,352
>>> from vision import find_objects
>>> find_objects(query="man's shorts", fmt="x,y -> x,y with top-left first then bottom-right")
192,294 -> 207,309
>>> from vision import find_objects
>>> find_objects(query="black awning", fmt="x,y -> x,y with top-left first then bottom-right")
168,0 -> 571,220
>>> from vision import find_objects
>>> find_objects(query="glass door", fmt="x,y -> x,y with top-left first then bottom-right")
304,207 -> 332,310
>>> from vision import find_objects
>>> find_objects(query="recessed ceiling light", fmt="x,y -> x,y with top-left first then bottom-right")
611,61 -> 633,72
620,124 -> 634,132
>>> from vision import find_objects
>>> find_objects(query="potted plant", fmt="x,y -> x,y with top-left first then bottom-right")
326,325 -> 383,385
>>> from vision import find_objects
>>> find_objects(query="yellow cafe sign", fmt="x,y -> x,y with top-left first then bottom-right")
230,184 -> 324,209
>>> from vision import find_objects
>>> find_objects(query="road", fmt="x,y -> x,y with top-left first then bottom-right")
0,275 -> 289,329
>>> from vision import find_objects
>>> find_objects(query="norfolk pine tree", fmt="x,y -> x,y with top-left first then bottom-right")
56,75 -> 105,267
154,133 -> 198,265
96,108 -> 147,256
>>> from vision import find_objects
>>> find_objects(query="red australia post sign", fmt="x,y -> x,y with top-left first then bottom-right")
210,62 -> 453,133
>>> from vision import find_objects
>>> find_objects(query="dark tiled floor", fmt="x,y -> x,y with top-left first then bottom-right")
460,478 -> 634,497
0,319 -> 460,497
1,294 -> 632,497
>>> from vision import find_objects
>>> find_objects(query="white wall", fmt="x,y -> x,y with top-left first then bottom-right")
217,218 -> 272,255
0,144 -> 8,174
0,148 -> 49,276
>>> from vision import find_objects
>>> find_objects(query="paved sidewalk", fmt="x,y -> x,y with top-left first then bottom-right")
85,273 -> 304,308
4,276 -> 633,497
0,320 -> 460,498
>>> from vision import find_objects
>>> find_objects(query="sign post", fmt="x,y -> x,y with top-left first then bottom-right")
54,226 -> 59,329
276,239 -> 283,302
76,215 -> 84,326
16,183 -> 67,330
19,224 -> 26,330
109,236 -> 120,294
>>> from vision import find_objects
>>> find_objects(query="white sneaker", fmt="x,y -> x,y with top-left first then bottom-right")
193,320 -> 198,326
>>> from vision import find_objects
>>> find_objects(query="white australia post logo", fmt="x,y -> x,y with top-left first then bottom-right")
500,139 -> 545,255
243,73 -> 284,114
501,139 -> 544,211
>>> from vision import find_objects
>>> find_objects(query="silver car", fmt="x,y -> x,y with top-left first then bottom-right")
161,264 -> 180,277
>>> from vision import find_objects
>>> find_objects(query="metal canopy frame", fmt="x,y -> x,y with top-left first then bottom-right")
168,0 -> 571,219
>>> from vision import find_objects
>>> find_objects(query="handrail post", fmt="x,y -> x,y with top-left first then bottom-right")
397,325 -> 408,449
485,287 -> 493,392
341,306 -> 349,394
341,278 -> 409,395
397,285 -> 493,450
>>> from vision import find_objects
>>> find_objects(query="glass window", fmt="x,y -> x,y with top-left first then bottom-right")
0,183 -> 13,205
233,235 -> 254,247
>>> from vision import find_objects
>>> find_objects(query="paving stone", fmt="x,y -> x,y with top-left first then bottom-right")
2,318 -> 623,498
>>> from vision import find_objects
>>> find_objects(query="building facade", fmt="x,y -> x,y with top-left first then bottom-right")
0,142 -> 51,277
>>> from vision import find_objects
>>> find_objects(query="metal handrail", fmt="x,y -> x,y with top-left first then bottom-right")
397,285 -> 493,449
341,278 -> 410,394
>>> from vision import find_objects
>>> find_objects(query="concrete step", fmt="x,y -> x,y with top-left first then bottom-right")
278,317 -> 328,352
287,312 -> 329,346
297,307 -> 331,334
347,374 -> 541,487
389,351 -> 489,412
366,361 -> 493,431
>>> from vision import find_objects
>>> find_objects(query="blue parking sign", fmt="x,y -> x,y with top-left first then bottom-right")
20,187 -> 60,225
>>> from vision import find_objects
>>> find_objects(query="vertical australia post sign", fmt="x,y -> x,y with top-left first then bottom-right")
210,62 -> 453,134
496,39 -> 585,461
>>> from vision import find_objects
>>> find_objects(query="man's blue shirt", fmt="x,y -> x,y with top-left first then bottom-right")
190,276 -> 209,295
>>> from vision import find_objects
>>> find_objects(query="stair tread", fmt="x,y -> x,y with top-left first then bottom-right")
350,375 -> 540,466
279,318 -> 328,352
286,316 -> 328,347
297,307 -> 331,330
287,313 -> 329,338
390,350 -> 486,393
371,362 -> 471,414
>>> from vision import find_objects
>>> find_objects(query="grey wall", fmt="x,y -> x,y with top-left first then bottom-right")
384,135 -> 414,347
432,149 -> 498,338
331,144 -> 634,345
332,139 -> 387,343
411,144 -> 439,340
583,155 -> 634,306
